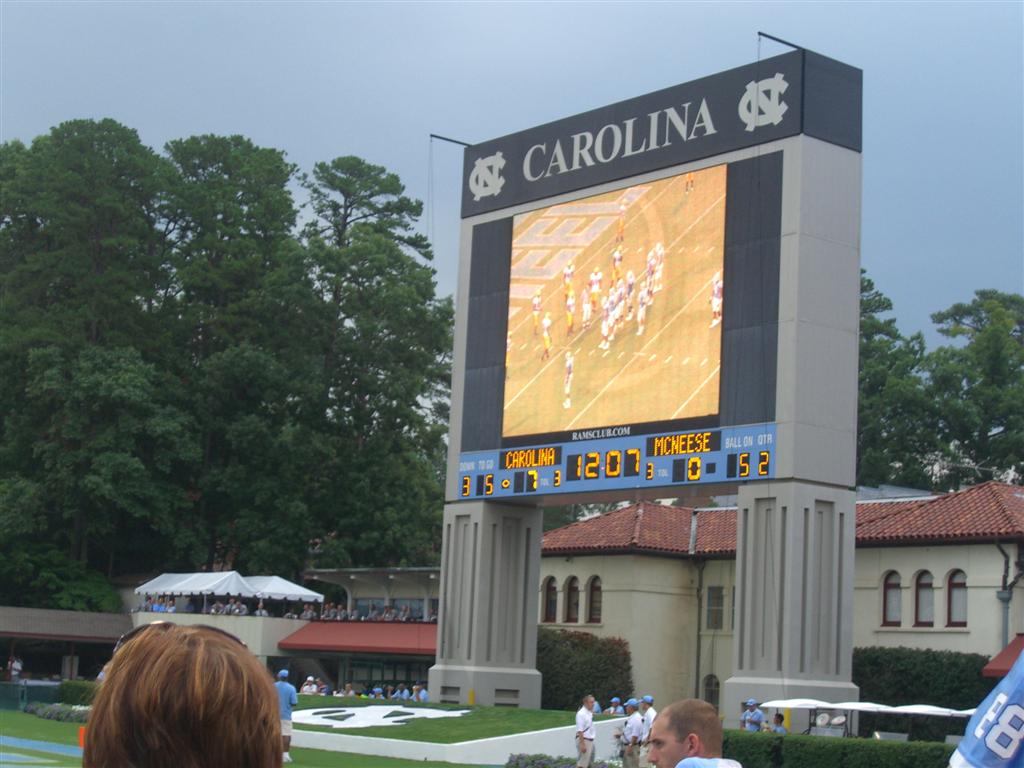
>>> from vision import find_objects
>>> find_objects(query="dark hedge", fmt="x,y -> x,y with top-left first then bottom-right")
536,627 -> 634,711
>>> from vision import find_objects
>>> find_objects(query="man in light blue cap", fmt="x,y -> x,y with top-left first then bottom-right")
621,698 -> 643,768
608,696 -> 625,715
740,698 -> 765,732
639,694 -> 657,767
275,669 -> 298,763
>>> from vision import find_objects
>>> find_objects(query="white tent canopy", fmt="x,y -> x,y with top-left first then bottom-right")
134,571 -> 324,603
760,699 -> 974,718
247,576 -> 325,602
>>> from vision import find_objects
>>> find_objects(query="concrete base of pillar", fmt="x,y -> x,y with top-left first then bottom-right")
429,663 -> 542,708
722,675 -> 859,731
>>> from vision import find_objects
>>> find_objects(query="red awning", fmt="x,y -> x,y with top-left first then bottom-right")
983,634 -> 1024,678
278,622 -> 437,656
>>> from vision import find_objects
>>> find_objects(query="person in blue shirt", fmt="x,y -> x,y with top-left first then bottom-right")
608,696 -> 626,715
771,713 -> 787,734
739,698 -> 765,732
275,670 -> 298,764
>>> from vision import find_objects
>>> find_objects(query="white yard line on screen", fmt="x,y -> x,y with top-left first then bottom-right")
672,366 -> 721,419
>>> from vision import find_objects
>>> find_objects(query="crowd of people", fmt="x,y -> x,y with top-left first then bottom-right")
291,676 -> 430,702
136,595 -> 437,622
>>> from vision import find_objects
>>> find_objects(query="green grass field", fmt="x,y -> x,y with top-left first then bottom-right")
293,694 -> 579,742
0,710 -> 484,768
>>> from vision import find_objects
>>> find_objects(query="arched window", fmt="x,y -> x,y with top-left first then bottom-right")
882,571 -> 901,626
587,577 -> 602,623
542,577 -> 557,623
703,674 -> 720,711
915,571 -> 934,627
565,577 -> 579,623
948,570 -> 967,627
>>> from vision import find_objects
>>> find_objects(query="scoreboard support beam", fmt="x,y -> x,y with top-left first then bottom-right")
428,500 -> 543,708
721,480 -> 858,726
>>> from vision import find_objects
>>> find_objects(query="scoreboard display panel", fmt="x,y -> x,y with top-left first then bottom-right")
448,49 -> 865,504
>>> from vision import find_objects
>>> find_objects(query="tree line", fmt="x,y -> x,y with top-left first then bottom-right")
1,119 -> 1020,610
0,119 -> 452,609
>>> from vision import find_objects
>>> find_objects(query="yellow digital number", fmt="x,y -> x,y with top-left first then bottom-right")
738,452 -> 750,478
461,476 -> 471,497
626,448 -> 641,476
574,455 -> 583,480
526,470 -> 538,491
553,469 -> 562,487
646,462 -> 654,480
605,450 -> 621,477
687,456 -> 702,482
584,452 -> 601,479
758,451 -> 770,476
484,474 -> 494,495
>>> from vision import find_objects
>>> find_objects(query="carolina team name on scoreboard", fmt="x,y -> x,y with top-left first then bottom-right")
455,424 -> 776,500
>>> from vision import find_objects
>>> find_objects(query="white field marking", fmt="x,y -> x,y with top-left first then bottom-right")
519,343 -> 529,350
701,358 -> 708,367
683,357 -> 691,365
292,705 -> 471,730
509,190 -> 725,415
619,351 -> 625,358
665,356 -> 673,363
672,365 -> 721,419
506,181 -> 679,339
649,355 -> 657,361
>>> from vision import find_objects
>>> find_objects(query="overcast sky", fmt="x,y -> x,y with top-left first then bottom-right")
2,1 -> 1021,346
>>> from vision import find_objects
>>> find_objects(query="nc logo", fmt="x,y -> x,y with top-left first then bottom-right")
738,73 -> 788,132
469,151 -> 506,201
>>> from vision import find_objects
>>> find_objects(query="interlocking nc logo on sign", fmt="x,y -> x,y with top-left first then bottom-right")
738,73 -> 789,132
468,151 -> 506,201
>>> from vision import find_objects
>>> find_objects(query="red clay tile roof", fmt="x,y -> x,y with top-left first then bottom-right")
278,621 -> 437,656
540,482 -> 1024,557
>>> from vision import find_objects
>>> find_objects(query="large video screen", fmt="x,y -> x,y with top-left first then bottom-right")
502,164 -> 727,439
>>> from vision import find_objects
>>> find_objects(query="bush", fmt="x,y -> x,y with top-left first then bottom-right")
722,729 -> 782,767
24,701 -> 90,723
777,732 -> 954,768
536,628 -> 633,711
505,755 -> 615,768
852,646 -> 993,741
59,679 -> 97,705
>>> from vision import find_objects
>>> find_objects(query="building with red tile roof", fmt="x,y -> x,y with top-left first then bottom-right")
538,482 -> 1024,709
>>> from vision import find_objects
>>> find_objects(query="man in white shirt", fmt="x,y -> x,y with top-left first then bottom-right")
575,694 -> 596,767
639,694 -> 657,767
621,698 -> 644,768
647,699 -> 743,768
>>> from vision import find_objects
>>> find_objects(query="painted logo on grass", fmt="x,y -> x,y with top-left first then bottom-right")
293,705 -> 471,729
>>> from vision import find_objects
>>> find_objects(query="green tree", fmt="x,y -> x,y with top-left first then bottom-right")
302,157 -> 453,567
928,290 -> 1024,486
856,272 -> 938,489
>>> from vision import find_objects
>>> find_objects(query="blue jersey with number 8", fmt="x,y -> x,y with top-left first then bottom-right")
951,651 -> 1024,768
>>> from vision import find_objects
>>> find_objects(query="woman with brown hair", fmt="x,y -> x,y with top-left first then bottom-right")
83,622 -> 281,768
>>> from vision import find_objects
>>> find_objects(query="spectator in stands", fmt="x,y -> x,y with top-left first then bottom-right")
392,683 -> 410,700
316,678 -> 330,695
299,604 -> 317,621
383,606 -> 397,622
232,600 -> 248,616
348,607 -> 360,621
165,599 -> 177,613
336,607 -> 348,621
384,684 -> 395,699
8,655 -> 23,682
210,600 -> 226,615
338,683 -> 355,697
282,605 -> 298,619
300,676 -> 319,695
183,597 -> 196,613
254,600 -> 270,617
152,597 -> 166,613
398,605 -> 411,622
411,683 -> 429,703
372,686 -> 385,699
140,596 -> 153,612
608,696 -> 625,715
426,609 -> 437,623
322,603 -> 337,620
366,603 -> 381,621
83,623 -> 280,768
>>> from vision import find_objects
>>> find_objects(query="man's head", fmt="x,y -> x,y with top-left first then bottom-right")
774,713 -> 784,726
610,696 -> 621,707
640,694 -> 654,712
277,670 -> 288,680
625,697 -> 638,713
744,698 -> 758,710
647,699 -> 723,767
581,694 -> 595,711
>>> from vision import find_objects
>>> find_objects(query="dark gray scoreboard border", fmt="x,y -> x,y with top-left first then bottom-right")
460,151 -> 783,453
460,50 -> 861,218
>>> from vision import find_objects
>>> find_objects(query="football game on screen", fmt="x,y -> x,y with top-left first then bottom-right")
501,164 -> 727,439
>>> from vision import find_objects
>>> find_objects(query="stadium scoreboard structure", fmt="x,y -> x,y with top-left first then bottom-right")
432,49 -> 862,711
446,49 -> 860,505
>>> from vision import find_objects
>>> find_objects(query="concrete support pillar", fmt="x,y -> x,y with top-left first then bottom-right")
429,500 -> 543,707
722,481 -> 858,726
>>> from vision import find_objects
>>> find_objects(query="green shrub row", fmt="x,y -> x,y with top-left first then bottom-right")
852,646 -> 992,741
536,627 -> 634,711
505,755 -> 614,768
59,679 -> 98,705
722,729 -> 956,768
